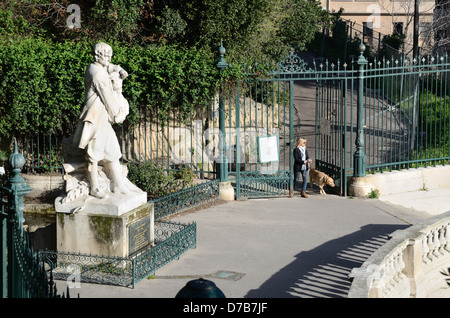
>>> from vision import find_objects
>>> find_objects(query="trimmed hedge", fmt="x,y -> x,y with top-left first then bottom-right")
0,38 -> 220,138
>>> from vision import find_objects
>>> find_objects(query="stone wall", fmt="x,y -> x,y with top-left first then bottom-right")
23,174 -> 64,202
121,96 -> 281,166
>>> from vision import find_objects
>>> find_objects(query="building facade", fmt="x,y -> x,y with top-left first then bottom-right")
321,0 -> 435,55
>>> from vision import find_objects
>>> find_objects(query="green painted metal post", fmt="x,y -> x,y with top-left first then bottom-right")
217,41 -> 229,181
236,83 -> 241,199
354,42 -> 367,177
289,80 -> 294,193
6,139 -> 31,297
1,189 -> 8,298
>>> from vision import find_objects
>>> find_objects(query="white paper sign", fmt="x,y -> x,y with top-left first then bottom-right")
0,166 -> 4,175
258,135 -> 279,163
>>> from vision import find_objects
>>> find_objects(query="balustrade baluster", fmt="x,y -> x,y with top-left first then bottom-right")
422,234 -> 430,263
444,223 -> 450,253
379,263 -> 391,293
427,233 -> 435,261
432,229 -> 441,258
386,256 -> 397,288
392,252 -> 399,283
438,226 -> 446,255
397,249 -> 405,278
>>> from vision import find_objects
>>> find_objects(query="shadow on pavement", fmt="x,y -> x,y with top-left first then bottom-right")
245,223 -> 409,298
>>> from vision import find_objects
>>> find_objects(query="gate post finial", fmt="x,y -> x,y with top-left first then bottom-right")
358,41 -> 367,63
8,138 -> 25,184
7,138 -> 31,231
217,40 -> 228,70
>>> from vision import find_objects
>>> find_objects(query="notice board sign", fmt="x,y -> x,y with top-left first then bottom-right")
258,135 -> 279,163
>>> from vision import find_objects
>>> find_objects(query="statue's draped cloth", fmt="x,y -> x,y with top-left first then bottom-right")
73,62 -> 122,163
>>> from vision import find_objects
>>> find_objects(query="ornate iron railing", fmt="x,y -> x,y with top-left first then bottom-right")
1,140 -> 66,298
152,179 -> 220,221
38,220 -> 196,288
132,221 -> 196,286
237,171 -> 290,198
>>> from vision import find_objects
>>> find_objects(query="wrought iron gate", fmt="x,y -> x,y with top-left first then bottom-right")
220,50 -> 360,198
315,74 -> 356,196
228,73 -> 294,199
218,51 -> 340,198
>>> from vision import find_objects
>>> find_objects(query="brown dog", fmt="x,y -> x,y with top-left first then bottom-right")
309,169 -> 335,195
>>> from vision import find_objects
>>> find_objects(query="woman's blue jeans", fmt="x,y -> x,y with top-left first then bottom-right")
294,169 -> 309,191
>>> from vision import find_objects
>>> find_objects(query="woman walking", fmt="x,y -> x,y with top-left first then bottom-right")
293,138 -> 312,198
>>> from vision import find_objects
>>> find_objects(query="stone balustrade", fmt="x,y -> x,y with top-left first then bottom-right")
348,211 -> 450,298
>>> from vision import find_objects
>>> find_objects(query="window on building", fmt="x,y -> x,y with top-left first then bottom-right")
393,22 -> 403,35
363,22 -> 374,38
419,22 -> 432,39
437,29 -> 447,42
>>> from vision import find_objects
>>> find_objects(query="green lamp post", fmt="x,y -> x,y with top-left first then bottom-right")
217,41 -> 229,181
354,41 -> 367,177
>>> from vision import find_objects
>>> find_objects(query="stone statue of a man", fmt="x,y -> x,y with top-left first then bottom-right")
72,42 -> 129,199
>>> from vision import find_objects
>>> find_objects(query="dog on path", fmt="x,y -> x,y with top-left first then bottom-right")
309,169 -> 335,195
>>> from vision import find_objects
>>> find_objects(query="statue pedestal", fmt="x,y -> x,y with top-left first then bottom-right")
56,200 -> 154,258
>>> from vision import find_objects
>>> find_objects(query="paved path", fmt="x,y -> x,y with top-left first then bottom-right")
59,192 -> 431,298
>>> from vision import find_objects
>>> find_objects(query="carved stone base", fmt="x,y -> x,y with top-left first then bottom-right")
55,162 -> 147,215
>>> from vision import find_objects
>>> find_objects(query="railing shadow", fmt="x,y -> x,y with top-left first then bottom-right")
244,223 -> 408,298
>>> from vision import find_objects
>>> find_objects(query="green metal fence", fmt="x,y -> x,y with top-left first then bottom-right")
312,48 -> 450,193
222,49 -> 360,197
39,220 -> 196,288
1,140 -> 64,298
152,179 -> 220,221
222,46 -> 450,196
116,102 -> 220,179
17,101 -> 220,180
363,54 -> 450,172
20,133 -> 64,174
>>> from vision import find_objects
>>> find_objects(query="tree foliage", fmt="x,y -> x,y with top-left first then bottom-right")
0,0 -> 145,43
145,0 -> 329,64
277,0 -> 330,51
1,0 -> 330,60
